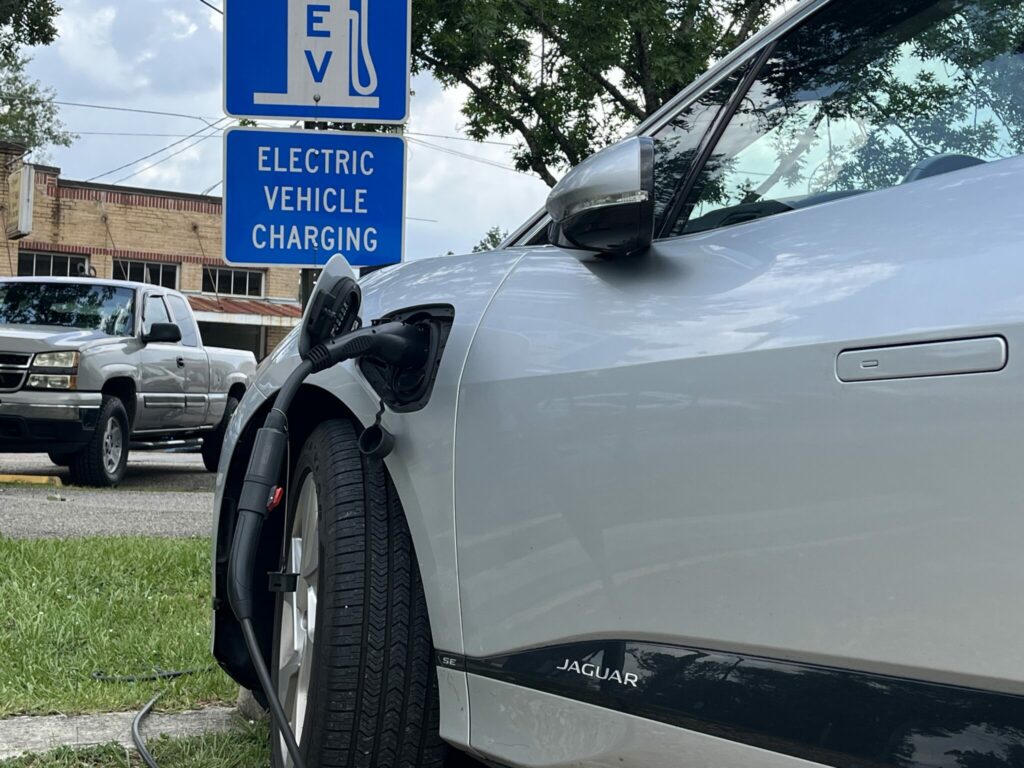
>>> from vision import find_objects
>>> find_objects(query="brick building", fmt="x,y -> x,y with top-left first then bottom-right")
1,141 -> 302,358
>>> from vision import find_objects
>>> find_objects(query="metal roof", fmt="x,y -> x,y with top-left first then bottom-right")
187,294 -> 303,319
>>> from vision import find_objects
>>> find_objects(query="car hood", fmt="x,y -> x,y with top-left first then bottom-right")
0,325 -> 125,353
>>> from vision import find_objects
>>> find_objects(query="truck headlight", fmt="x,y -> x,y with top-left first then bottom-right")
32,351 -> 80,370
26,374 -> 77,390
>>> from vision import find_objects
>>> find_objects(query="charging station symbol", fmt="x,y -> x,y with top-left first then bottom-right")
255,0 -> 379,109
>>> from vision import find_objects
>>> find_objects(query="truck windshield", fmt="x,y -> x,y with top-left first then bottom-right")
0,282 -> 136,336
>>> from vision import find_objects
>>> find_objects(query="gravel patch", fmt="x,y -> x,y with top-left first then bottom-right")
0,486 -> 214,539
0,452 -> 215,539
0,452 -> 215,493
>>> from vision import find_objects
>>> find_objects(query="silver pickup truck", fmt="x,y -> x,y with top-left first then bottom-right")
0,277 -> 256,486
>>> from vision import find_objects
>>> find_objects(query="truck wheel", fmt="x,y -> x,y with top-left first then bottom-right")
67,396 -> 129,487
48,451 -> 76,467
202,395 -> 240,472
270,419 -> 444,768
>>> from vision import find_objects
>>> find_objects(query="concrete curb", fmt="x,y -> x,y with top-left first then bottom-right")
0,706 -> 242,760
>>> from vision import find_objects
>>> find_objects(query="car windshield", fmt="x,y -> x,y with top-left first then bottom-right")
0,282 -> 136,336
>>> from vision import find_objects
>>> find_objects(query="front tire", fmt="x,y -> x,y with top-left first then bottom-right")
202,395 -> 240,472
67,396 -> 129,487
48,451 -> 76,467
270,419 -> 444,768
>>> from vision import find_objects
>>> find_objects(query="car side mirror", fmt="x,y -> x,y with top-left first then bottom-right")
299,253 -> 362,359
143,322 -> 182,344
546,136 -> 655,258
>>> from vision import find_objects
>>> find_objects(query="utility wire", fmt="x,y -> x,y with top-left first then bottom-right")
407,137 -> 535,177
197,0 -> 223,13
75,130 -> 227,138
112,128 -> 223,185
407,131 -> 515,147
86,121 -> 228,185
0,93 -> 221,124
73,128 -> 516,147
86,118 -> 229,182
56,100 -> 221,125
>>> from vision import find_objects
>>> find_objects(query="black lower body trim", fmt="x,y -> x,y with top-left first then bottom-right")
448,640 -> 1024,768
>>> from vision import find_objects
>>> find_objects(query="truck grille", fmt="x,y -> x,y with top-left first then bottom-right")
0,352 -> 30,392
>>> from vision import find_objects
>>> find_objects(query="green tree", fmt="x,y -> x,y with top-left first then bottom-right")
472,225 -> 508,252
0,0 -> 70,154
413,0 -> 785,185
0,0 -> 59,61
0,53 -> 73,152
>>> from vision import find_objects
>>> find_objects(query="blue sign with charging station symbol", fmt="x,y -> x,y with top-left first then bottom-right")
224,0 -> 410,123
223,127 -> 406,268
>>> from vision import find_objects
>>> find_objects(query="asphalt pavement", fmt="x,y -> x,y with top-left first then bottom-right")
0,451 -> 216,539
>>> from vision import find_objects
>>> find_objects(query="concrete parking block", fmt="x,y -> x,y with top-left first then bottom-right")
0,707 -> 241,759
0,474 -> 61,486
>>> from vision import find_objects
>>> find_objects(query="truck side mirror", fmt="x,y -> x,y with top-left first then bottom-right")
299,253 -> 363,359
143,322 -> 182,344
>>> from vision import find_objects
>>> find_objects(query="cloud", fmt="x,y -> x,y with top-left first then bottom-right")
49,2 -> 149,94
164,10 -> 199,40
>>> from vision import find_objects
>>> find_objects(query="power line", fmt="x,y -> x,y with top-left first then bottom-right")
0,92 -> 222,123
86,118 -> 230,182
197,0 -> 223,13
407,137 -> 535,177
73,128 -> 517,147
406,131 -> 515,147
112,129 -> 223,185
56,100 -> 221,125
75,131 -> 226,138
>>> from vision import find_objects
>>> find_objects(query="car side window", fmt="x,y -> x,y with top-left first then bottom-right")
651,61 -> 754,234
164,295 -> 201,348
667,0 -> 1024,237
143,295 -> 171,337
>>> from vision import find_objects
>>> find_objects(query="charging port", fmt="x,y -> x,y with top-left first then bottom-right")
359,304 -> 454,412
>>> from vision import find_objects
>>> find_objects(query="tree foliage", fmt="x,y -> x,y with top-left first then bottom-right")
472,225 -> 508,252
0,0 -> 59,61
0,0 -> 70,153
0,53 -> 73,152
413,0 -> 786,185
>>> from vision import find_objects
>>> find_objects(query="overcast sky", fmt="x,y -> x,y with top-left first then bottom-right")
24,0 -> 551,260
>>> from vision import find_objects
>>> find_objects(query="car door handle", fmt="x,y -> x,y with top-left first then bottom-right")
837,336 -> 1006,382
176,356 -> 185,368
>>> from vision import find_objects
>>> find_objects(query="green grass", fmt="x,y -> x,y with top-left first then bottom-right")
0,537 -> 238,716
0,720 -> 269,767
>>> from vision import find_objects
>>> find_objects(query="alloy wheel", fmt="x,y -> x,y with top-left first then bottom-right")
275,473 -> 319,766
102,416 -> 123,475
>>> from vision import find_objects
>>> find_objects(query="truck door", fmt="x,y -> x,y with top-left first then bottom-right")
164,294 -> 209,428
137,293 -> 186,431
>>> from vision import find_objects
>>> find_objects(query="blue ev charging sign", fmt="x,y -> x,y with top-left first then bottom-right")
224,0 -> 410,123
223,127 -> 406,268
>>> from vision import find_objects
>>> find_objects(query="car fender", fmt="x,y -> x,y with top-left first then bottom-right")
212,248 -> 528,740
78,342 -> 141,392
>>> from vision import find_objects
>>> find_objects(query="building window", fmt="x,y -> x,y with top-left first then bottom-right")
113,259 -> 178,289
202,267 -> 263,297
18,252 -> 89,277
